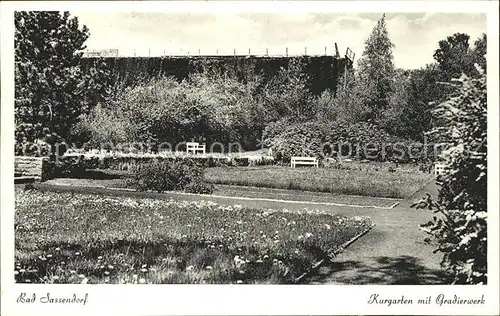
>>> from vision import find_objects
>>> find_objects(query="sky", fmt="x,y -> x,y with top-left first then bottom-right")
73,12 -> 486,69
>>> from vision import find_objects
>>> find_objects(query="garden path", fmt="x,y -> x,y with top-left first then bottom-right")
174,180 -> 446,284
303,180 -> 447,284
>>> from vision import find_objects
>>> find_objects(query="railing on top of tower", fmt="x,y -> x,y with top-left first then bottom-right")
345,47 -> 355,65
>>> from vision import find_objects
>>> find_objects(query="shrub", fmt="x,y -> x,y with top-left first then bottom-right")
130,159 -> 211,193
417,66 -> 487,284
263,120 -> 325,162
230,157 -> 250,167
94,72 -> 269,150
264,119 -> 411,163
49,156 -> 100,178
184,182 -> 215,195
74,104 -> 138,147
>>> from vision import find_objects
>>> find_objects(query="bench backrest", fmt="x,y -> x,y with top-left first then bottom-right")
434,163 -> 447,175
291,157 -> 317,162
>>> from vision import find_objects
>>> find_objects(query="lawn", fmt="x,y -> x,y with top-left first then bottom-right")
204,166 -> 433,199
14,188 -> 373,284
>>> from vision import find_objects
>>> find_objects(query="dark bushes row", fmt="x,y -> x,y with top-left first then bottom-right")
48,155 -> 215,194
49,155 -> 260,177
264,119 -> 443,164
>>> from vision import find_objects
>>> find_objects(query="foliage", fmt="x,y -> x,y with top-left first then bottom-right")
49,155 -> 99,178
82,61 -> 329,151
129,159 -> 212,194
102,72 -> 269,150
14,11 -> 110,150
15,189 -> 373,284
313,90 -> 337,122
393,64 -> 444,141
432,32 -> 489,81
263,58 -> 316,122
471,34 -> 487,71
357,14 -> 396,122
417,66 -> 487,284
329,70 -> 377,124
264,119 -> 411,163
383,33 -> 487,141
263,120 -> 326,162
74,104 -> 139,147
184,182 -> 216,195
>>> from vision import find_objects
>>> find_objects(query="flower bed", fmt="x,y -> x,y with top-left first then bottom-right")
15,188 -> 372,284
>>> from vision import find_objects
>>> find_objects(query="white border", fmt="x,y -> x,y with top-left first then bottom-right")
1,2 -> 499,315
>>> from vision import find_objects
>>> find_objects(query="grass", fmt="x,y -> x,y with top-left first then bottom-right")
15,188 -> 372,284
204,166 -> 433,199
43,178 -> 399,208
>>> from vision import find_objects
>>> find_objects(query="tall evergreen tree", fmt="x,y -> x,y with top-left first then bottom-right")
357,14 -> 395,122
15,11 -> 109,154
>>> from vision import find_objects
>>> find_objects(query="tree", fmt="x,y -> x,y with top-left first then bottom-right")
263,57 -> 315,123
417,65 -> 487,284
357,14 -> 396,122
14,11 -> 109,154
384,33 -> 488,142
433,32 -> 485,80
333,70 -> 377,124
471,33 -> 487,71
382,65 -> 443,141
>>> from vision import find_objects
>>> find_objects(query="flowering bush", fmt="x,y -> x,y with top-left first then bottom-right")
417,65 -> 487,284
15,189 -> 373,284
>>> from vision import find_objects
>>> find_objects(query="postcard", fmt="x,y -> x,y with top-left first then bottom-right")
1,1 -> 498,315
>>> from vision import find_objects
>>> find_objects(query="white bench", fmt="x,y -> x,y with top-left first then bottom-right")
291,156 -> 318,168
186,142 -> 206,155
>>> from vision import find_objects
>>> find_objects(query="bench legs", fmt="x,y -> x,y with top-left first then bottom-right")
290,163 -> 319,168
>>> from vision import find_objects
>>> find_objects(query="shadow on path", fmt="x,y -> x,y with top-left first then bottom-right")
305,255 -> 450,285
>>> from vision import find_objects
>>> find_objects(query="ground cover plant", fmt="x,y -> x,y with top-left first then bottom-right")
204,166 -> 433,199
14,188 -> 372,284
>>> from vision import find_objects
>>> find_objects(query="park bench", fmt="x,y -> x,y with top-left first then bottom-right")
186,142 -> 206,155
290,156 -> 318,168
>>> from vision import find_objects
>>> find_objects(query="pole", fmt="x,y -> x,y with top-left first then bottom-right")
344,60 -> 347,89
286,47 -> 288,57
305,47 -> 307,55
266,48 -> 268,56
